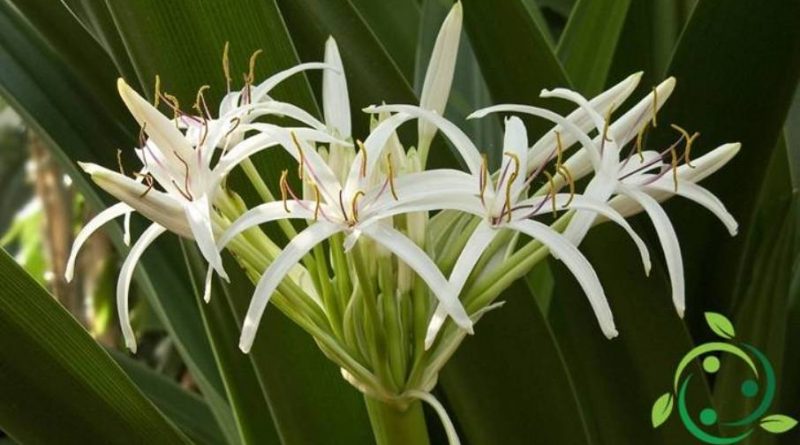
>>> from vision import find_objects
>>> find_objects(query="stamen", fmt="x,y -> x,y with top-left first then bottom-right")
543,171 -> 557,217
290,132 -> 305,181
635,121 -> 648,162
479,154 -> 488,206
247,49 -> 263,85
338,190 -> 348,221
503,170 -> 518,222
386,153 -> 398,200
222,41 -> 232,93
651,87 -> 658,127
153,75 -> 161,108
600,106 -> 613,153
117,149 -> 126,176
669,144 -> 679,192
504,151 -> 521,178
279,170 -> 290,212
558,165 -> 575,207
555,131 -> 564,167
356,140 -> 368,178
171,152 -> 194,201
220,117 -> 242,158
134,172 -> 155,197
670,124 -> 700,168
351,190 -> 365,223
193,85 -> 212,120
313,185 -> 321,221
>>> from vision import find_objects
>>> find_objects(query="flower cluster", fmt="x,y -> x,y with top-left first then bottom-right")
66,3 -> 738,442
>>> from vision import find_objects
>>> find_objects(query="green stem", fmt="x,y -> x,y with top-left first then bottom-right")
364,396 -> 431,445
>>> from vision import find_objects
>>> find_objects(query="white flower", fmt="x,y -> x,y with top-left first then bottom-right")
364,104 -> 652,347
482,79 -> 738,316
65,77 -> 341,352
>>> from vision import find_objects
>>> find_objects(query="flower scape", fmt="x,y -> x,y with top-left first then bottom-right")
64,4 -> 739,443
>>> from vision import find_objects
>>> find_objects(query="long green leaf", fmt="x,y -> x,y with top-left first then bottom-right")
348,0 -> 420,81
557,0 -> 631,95
112,351 -> 226,445
0,5 -> 239,441
0,249 -> 188,444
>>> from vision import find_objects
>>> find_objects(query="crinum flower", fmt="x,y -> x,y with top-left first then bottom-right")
481,79 -> 738,316
65,77 -> 341,352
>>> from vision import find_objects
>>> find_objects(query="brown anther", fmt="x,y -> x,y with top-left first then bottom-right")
153,75 -> 161,108
134,172 -> 155,197
651,87 -> 658,127
279,170 -> 290,212
670,124 -> 700,168
600,107 -> 613,153
338,190 -> 348,221
247,49 -> 263,85
138,123 -> 148,148
290,132 -> 305,181
193,85 -> 212,120
222,41 -> 232,92
351,190 -> 365,223
386,153 -> 398,200
555,131 -> 564,167
479,154 -> 489,205
503,170 -> 518,222
558,165 -> 575,207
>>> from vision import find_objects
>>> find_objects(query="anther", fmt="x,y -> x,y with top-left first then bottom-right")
635,121 -> 648,162
558,165 -> 575,207
651,87 -> 658,127
479,154 -> 489,206
313,185 -> 321,221
172,152 -> 194,201
135,172 -> 155,197
503,170 -> 518,222
351,191 -> 365,223
670,124 -> 700,168
386,153 -> 398,200
153,75 -> 161,108
247,49 -> 263,85
543,171 -> 557,217
138,123 -> 148,148
555,131 -> 564,167
194,85 -> 212,120
600,107 -> 613,153
222,41 -> 232,93
279,170 -> 290,212
290,132 -> 306,181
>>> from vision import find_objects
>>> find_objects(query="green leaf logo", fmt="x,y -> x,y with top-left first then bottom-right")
705,312 -> 736,339
651,393 -> 673,428
759,415 -> 798,433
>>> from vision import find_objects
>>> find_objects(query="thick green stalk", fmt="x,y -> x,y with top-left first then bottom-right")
364,396 -> 431,445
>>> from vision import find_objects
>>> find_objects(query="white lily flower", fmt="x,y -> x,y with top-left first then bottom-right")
491,80 -> 739,316
364,104 -> 652,347
417,1 -> 462,157
65,79 -> 342,352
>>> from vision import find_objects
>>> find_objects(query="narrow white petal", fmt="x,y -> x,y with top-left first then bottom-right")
65,202 -> 133,282
251,62 -> 334,103
608,77 -> 676,146
418,1 -> 462,149
540,88 -> 607,136
362,223 -> 473,332
323,37 -> 351,138
365,105 -> 483,176
678,142 -> 740,183
470,104 -> 602,169
491,116 -> 528,215
123,211 -> 132,246
406,390 -> 461,445
240,222 -> 341,352
645,179 -> 738,236
184,196 -> 227,281
507,219 -> 618,338
217,201 -> 316,250
622,187 -> 685,316
425,222 -> 496,349
528,72 -> 642,170
116,79 -> 194,163
118,223 -> 167,352
561,173 -> 617,245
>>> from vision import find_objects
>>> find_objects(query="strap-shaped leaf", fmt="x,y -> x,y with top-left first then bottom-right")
0,249 -> 188,444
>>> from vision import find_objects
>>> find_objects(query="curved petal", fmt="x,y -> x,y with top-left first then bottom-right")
364,105 -> 484,176
118,223 -> 167,352
323,37 -> 351,138
521,194 -> 652,274
361,223 -> 473,333
528,72 -> 642,168
240,222 -> 341,352
507,219 -> 618,338
491,116 -> 528,215
65,202 -> 133,282
418,1 -> 462,150
217,201 -> 317,250
184,196 -> 227,280
425,222 -> 497,349
621,187 -> 685,316
645,178 -> 738,236
252,62 -> 334,103
117,79 -> 194,165
406,390 -> 461,445
608,77 -> 676,146
471,104 -> 602,170
561,173 -> 617,245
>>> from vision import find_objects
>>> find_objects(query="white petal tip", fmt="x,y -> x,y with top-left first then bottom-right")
125,340 -> 138,354
123,234 -> 131,246
676,307 -> 685,318
64,272 -> 74,283
424,338 -> 435,350
238,338 -> 253,354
